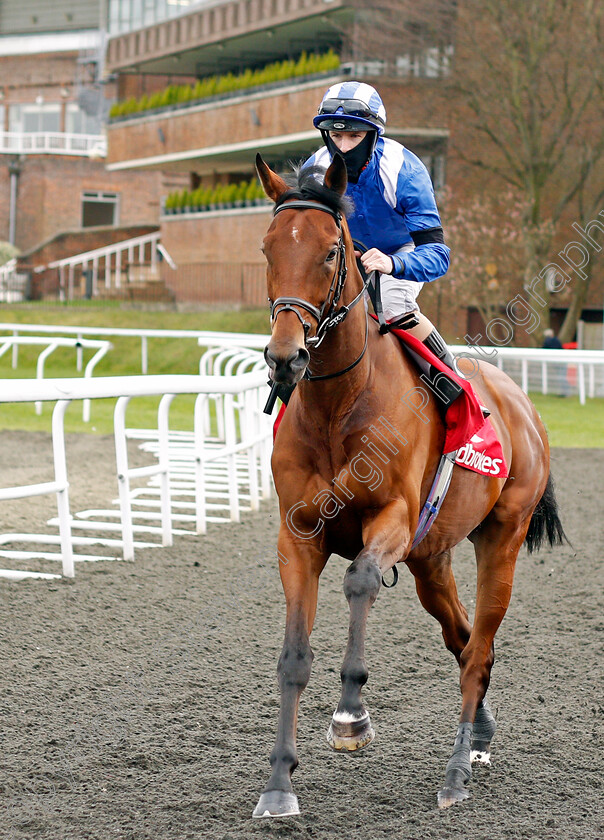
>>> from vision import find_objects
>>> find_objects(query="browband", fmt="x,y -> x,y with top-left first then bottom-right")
274,200 -> 342,225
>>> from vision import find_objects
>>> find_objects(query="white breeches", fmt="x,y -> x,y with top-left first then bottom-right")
379,274 -> 423,320
371,243 -> 423,321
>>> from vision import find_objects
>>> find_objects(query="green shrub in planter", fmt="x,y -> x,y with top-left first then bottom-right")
177,189 -> 190,212
244,180 -> 257,205
235,181 -> 248,206
111,50 -> 342,119
148,91 -> 164,110
225,183 -> 238,206
216,184 -> 230,207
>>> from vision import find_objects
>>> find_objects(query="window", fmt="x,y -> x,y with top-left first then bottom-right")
395,45 -> 453,79
9,103 -> 61,133
66,103 -> 102,135
419,153 -> 446,192
81,191 -> 120,227
108,0 -> 193,33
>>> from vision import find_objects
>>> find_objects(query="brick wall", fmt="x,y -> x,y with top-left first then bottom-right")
106,76 -> 447,167
158,208 -> 471,333
0,155 -> 163,253
160,207 -> 271,264
0,50 -> 118,131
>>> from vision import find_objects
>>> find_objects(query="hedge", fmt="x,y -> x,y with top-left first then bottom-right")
163,177 -> 269,213
110,50 -> 340,120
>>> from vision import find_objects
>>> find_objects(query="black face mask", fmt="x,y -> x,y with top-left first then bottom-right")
324,132 -> 376,184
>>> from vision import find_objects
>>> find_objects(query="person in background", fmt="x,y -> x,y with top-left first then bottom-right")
542,328 -> 563,350
542,328 -> 568,396
305,80 -> 461,406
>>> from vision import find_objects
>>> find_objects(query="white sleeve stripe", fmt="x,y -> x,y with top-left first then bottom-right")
378,140 -> 405,208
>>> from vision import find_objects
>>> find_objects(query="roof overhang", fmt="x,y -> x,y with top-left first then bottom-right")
107,4 -> 353,77
106,127 -> 449,175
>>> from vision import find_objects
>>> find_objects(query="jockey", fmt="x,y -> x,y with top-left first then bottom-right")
306,81 -> 462,406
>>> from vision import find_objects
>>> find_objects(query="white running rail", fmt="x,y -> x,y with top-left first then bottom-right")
1,324 -> 601,401
0,336 -> 111,420
454,345 -> 604,404
0,369 -> 272,581
0,324 -> 268,374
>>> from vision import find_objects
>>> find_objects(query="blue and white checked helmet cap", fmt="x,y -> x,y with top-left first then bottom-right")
313,81 -> 387,135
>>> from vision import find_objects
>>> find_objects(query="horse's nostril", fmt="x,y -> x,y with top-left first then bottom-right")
264,345 -> 309,379
264,346 -> 277,369
292,348 -> 310,369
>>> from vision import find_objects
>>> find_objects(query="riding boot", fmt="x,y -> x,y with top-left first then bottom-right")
421,328 -> 464,409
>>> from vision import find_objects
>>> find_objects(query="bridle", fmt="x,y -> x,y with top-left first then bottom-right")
268,199 -> 370,381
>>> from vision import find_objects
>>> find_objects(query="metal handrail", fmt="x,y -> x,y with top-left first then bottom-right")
0,131 -> 106,157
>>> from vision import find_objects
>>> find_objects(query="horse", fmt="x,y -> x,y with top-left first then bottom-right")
252,152 -> 566,818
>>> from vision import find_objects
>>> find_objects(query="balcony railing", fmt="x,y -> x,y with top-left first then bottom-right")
0,132 -> 107,157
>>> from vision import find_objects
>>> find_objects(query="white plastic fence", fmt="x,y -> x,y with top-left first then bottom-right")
0,336 -> 111,420
0,368 -> 272,582
0,259 -> 28,303
454,345 -> 604,404
0,323 -> 267,374
1,324 -> 602,401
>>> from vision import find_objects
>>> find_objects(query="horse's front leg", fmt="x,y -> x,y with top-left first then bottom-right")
328,502 -> 410,751
253,531 -> 327,819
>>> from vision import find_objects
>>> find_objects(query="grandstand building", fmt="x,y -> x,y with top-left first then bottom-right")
0,0 -> 163,298
104,0 -> 452,310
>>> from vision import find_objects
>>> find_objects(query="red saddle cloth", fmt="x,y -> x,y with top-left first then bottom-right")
273,320 -> 508,478
386,323 -> 508,477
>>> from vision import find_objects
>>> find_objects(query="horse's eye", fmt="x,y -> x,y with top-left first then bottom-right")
326,249 -> 337,262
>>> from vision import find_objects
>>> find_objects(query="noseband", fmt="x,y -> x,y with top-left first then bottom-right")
268,200 -> 370,356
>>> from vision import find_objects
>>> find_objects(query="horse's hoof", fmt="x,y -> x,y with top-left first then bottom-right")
437,786 -> 470,809
252,790 -> 300,819
470,747 -> 491,765
326,710 -> 375,751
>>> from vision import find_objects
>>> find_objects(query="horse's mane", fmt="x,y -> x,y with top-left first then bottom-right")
274,165 -> 353,218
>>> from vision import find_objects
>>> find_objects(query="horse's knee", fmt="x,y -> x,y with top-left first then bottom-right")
278,640 -> 313,689
343,559 -> 381,602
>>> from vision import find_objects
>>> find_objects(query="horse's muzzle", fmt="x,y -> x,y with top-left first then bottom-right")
264,344 -> 310,385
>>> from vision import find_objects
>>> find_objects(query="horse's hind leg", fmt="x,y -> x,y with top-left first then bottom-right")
408,550 -> 498,768
437,519 -> 524,809
472,697 -> 497,764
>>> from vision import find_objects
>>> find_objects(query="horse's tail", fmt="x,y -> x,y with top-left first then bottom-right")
524,473 -> 569,554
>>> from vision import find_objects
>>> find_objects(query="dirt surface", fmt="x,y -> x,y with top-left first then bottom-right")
0,434 -> 602,840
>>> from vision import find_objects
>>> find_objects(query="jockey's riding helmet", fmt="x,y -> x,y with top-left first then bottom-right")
313,82 -> 387,135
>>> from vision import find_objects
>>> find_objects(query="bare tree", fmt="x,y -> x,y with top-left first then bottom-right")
347,0 -> 604,343
450,0 -> 604,341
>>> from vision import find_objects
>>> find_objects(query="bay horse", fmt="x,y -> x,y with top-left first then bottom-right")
252,153 -> 566,817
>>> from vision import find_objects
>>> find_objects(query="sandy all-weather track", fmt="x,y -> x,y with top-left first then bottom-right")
0,432 -> 602,840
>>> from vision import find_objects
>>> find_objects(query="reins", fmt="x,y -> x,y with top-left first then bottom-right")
269,199 -> 371,382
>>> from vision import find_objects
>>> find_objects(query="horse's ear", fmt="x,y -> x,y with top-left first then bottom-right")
324,153 -> 348,196
256,154 -> 288,203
